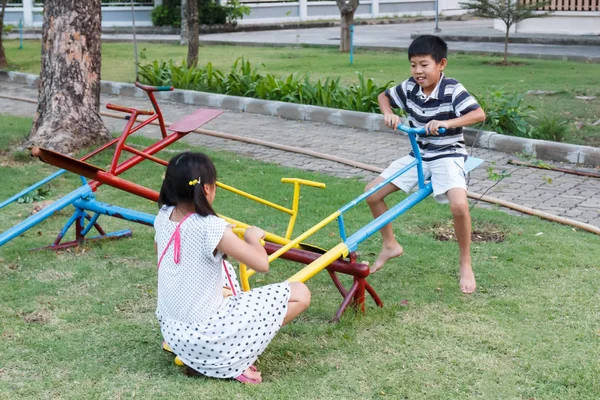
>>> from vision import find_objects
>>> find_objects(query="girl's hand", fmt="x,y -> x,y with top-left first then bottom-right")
244,226 -> 265,244
222,287 -> 234,298
218,227 -> 269,273
384,113 -> 402,130
425,120 -> 448,135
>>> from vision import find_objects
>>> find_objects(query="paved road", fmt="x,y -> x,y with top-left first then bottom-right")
7,19 -> 600,62
198,20 -> 600,62
1,80 -> 599,229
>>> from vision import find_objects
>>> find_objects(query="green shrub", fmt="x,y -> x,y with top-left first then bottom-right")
225,0 -> 251,24
474,89 -> 535,137
199,0 -> 227,25
139,58 -> 392,114
530,115 -> 569,142
151,0 -> 249,27
151,4 -> 181,27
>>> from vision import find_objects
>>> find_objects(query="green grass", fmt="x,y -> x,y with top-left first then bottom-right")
3,40 -> 600,146
1,115 -> 599,399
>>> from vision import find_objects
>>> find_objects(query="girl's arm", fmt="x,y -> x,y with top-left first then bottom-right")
217,227 -> 269,273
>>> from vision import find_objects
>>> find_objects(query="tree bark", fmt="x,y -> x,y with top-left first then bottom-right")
0,0 -> 9,68
186,0 -> 199,67
336,0 -> 359,53
28,0 -> 111,155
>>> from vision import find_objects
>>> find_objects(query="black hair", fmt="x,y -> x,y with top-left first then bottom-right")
408,35 -> 448,63
158,152 -> 218,217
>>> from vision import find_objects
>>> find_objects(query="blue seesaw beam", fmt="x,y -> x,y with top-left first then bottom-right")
337,124 -> 483,252
0,169 -> 67,210
0,184 -> 91,247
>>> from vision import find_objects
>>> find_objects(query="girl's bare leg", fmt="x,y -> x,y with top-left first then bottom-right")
282,282 -> 311,326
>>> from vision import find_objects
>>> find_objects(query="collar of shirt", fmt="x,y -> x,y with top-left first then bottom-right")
415,73 -> 445,102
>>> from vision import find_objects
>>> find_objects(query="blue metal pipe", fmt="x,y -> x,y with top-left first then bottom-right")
0,184 -> 91,247
55,211 -> 81,241
73,199 -> 155,226
81,212 -> 101,236
344,184 -> 433,252
337,214 -> 347,242
349,24 -> 354,64
0,169 -> 66,210
338,159 -> 418,214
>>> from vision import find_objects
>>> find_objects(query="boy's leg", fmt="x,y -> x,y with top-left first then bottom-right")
430,158 -> 475,294
365,177 -> 403,273
446,188 -> 476,294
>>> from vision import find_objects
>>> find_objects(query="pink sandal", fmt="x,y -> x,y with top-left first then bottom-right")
234,371 -> 262,384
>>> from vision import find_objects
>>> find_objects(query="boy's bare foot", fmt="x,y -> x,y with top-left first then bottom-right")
370,244 -> 404,274
459,264 -> 476,294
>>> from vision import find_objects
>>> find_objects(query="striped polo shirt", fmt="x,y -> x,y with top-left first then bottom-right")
385,73 -> 481,161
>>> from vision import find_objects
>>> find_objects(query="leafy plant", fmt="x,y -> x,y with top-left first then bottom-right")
530,115 -> 569,142
225,0 -> 251,25
151,0 -> 249,27
138,58 -> 394,114
475,89 -> 535,137
17,186 -> 52,204
486,162 -> 511,181
151,4 -> 180,27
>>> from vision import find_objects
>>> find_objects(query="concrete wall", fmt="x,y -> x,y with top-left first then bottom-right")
516,12 -> 600,35
3,0 -> 440,28
237,0 -> 439,24
494,12 -> 600,35
7,0 -> 596,33
3,1 -> 155,28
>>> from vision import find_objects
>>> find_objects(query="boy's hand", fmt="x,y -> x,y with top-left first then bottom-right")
425,120 -> 448,135
244,226 -> 266,244
384,113 -> 402,130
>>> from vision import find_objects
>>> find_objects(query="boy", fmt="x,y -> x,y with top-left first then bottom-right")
367,35 -> 485,294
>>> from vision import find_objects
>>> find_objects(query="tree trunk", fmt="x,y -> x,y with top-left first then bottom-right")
28,0 -> 111,155
339,10 -> 355,53
186,0 -> 199,67
336,0 -> 358,53
504,25 -> 510,64
180,0 -> 188,45
0,0 -> 8,68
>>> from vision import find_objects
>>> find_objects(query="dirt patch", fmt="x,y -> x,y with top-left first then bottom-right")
425,220 -> 506,243
21,309 -> 53,324
36,269 -> 73,282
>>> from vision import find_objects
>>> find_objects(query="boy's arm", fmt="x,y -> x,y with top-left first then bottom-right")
446,107 -> 486,129
378,92 -> 402,131
427,82 -> 486,135
426,107 -> 485,135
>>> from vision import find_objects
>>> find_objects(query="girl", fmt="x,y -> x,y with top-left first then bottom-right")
154,152 -> 311,384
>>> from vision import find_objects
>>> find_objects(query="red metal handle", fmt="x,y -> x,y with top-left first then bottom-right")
106,103 -> 154,115
134,82 -> 174,92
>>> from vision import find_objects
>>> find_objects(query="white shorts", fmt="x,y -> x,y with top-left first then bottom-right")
380,155 -> 467,204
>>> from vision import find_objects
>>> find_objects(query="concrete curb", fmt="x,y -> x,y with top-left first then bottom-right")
2,71 -> 599,167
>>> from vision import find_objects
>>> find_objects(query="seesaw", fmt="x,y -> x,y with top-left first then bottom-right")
0,82 -> 482,321
0,84 -> 376,320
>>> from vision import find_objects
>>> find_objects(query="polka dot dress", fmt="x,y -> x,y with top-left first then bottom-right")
154,206 -> 291,379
